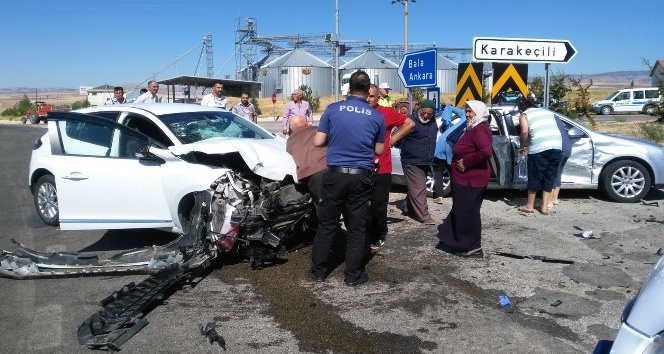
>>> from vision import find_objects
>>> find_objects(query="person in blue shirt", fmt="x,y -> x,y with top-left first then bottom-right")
432,105 -> 467,203
310,70 -> 386,287
398,99 -> 438,225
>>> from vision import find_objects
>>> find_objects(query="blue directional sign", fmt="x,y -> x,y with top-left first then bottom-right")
398,49 -> 437,88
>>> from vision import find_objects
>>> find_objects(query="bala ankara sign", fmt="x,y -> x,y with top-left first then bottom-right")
398,49 -> 437,88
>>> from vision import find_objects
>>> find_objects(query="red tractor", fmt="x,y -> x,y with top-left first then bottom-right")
21,101 -> 56,124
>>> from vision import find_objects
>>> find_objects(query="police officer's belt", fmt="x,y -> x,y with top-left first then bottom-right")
327,166 -> 371,176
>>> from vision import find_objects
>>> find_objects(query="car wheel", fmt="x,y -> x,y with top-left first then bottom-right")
395,102 -> 409,115
33,174 -> 59,226
29,112 -> 40,124
643,104 -> 657,115
600,106 -> 612,115
426,165 -> 451,198
600,160 -> 651,203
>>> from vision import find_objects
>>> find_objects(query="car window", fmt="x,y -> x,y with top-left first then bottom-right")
615,92 -> 631,101
124,114 -> 173,146
633,90 -> 645,100
56,119 -> 149,158
158,111 -> 273,144
605,91 -> 619,100
645,89 -> 659,99
91,111 -> 121,121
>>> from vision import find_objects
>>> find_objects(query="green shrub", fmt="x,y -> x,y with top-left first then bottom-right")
250,97 -> 262,115
71,99 -> 90,110
299,85 -> 320,112
1,95 -> 33,116
639,122 -> 664,143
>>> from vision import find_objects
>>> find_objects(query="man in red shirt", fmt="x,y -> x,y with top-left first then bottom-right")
367,84 -> 415,249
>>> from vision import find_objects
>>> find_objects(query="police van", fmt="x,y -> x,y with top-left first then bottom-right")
592,87 -> 660,115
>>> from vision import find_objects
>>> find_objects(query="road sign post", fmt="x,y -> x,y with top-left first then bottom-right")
472,37 -> 576,64
398,49 -> 437,88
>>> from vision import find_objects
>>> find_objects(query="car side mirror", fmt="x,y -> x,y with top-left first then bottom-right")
136,144 -> 165,163
567,127 -> 585,139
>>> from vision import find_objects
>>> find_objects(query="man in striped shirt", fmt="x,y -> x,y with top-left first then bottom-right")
517,99 -> 562,215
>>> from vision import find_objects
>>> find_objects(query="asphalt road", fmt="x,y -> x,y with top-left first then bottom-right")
1,123 -> 664,353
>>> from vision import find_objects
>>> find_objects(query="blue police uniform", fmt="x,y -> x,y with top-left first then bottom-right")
311,95 -> 385,285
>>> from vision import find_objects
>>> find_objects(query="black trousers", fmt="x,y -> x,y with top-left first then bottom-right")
368,173 -> 391,244
433,157 -> 447,198
311,171 -> 372,283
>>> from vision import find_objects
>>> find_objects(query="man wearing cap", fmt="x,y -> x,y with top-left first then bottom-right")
378,83 -> 393,107
398,99 -> 438,225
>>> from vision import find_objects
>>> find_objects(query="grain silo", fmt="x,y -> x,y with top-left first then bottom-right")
340,51 -> 403,94
436,55 -> 459,94
259,48 -> 333,98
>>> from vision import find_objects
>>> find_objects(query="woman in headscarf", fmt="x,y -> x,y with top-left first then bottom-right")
435,100 -> 493,258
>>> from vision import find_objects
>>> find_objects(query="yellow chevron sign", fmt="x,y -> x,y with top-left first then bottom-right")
491,63 -> 528,104
455,63 -> 483,107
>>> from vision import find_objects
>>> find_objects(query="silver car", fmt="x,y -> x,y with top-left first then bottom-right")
594,255 -> 664,353
392,108 -> 664,202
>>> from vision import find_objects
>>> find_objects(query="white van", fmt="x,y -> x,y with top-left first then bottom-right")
592,87 -> 660,115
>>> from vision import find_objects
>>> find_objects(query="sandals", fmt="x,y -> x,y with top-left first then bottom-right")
455,248 -> 484,258
436,243 -> 484,258
517,206 -> 534,213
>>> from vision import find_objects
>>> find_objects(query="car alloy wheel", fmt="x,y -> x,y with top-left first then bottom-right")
34,174 -> 59,226
601,160 -> 651,203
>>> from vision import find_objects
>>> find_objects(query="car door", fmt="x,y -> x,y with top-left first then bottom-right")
613,91 -> 632,113
489,110 -> 518,186
559,118 -> 593,185
47,113 -> 173,230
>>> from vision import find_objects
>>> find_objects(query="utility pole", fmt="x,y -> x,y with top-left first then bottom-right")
335,0 -> 340,102
392,0 -> 415,113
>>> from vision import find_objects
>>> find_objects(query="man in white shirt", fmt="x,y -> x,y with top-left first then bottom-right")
106,86 -> 128,105
135,80 -> 161,103
200,81 -> 227,109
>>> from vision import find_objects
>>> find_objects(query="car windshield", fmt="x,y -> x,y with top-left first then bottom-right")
158,111 -> 273,144
604,91 -> 619,100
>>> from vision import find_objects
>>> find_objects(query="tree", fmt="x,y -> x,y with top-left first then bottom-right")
411,88 -> 425,103
250,97 -> 262,115
1,94 -> 33,117
569,75 -> 595,126
71,99 -> 90,110
530,76 -> 544,101
549,70 -> 572,114
299,84 -> 320,112
641,57 -> 664,123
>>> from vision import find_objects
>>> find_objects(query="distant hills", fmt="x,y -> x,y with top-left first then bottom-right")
0,87 -> 78,94
0,71 -> 654,93
578,70 -> 652,89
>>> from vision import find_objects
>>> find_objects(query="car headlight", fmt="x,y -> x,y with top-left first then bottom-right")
643,335 -> 664,354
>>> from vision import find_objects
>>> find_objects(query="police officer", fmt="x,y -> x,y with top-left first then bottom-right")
310,70 -> 386,287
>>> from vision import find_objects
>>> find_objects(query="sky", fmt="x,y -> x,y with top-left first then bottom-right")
1,0 -> 662,89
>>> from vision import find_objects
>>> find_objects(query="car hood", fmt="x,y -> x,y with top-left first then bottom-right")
625,255 -> 664,336
168,138 -> 298,182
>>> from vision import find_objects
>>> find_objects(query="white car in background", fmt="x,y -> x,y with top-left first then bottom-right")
28,104 -> 310,238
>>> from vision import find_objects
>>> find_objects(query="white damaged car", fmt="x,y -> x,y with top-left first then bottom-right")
28,104 -> 313,260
